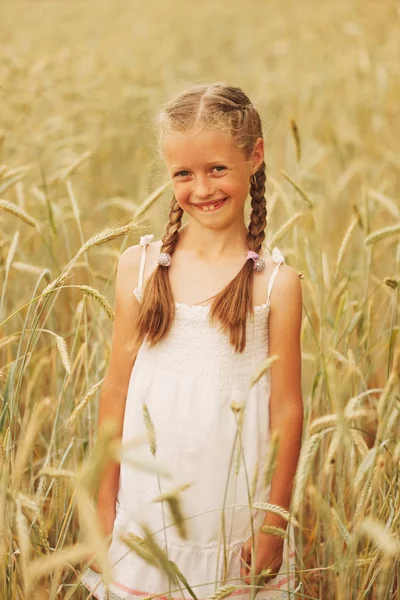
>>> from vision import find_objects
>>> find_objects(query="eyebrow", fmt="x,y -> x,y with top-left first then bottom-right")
170,161 -> 229,170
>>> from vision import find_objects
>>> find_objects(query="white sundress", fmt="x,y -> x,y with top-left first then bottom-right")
80,234 -> 298,600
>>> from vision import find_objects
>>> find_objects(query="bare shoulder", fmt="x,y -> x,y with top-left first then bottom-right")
116,244 -> 143,298
118,243 -> 142,267
269,262 -> 303,318
271,262 -> 302,297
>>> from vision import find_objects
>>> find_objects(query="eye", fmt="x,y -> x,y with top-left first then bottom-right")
174,170 -> 190,178
212,165 -> 226,173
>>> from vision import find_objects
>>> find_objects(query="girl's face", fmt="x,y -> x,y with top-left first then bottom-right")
161,127 -> 264,229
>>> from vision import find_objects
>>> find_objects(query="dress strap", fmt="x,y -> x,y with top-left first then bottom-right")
267,246 -> 285,304
136,234 -> 154,290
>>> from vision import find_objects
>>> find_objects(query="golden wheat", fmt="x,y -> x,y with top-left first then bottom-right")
2,2 -> 399,597
0,199 -> 38,227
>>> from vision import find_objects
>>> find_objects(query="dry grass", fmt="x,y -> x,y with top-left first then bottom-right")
1,0 -> 399,598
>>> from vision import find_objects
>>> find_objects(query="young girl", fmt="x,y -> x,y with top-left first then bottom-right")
80,82 -> 303,599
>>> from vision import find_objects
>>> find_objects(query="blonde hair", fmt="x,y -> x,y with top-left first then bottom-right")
136,82 -> 268,353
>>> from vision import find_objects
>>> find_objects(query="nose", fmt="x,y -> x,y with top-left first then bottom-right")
195,174 -> 215,199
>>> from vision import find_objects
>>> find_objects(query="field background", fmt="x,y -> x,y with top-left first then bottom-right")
1,0 -> 399,598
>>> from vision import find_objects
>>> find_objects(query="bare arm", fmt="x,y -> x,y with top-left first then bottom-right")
263,264 -> 303,529
95,244 -> 143,508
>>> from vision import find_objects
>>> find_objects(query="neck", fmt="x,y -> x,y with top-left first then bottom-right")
178,218 -> 249,261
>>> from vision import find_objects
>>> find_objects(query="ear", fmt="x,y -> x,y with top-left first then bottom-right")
251,137 -> 264,174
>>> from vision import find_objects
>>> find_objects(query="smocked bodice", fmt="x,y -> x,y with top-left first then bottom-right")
132,290 -> 271,391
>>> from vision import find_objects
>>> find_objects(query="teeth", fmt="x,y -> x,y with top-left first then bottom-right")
199,202 -> 221,211
195,198 -> 227,211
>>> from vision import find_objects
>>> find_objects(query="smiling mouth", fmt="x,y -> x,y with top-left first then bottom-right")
193,198 -> 228,212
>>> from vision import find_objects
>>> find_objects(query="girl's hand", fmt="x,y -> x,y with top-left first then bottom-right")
88,558 -> 103,574
240,530 -> 284,586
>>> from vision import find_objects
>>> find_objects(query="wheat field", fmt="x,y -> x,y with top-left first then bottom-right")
1,0 -> 399,598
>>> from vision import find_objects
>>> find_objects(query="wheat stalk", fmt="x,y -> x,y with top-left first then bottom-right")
15,495 -> 31,562
152,482 -> 191,539
120,533 -> 159,569
350,430 -> 369,459
79,221 -> 139,255
138,521 -> 179,584
281,169 -> 313,208
0,333 -> 19,349
250,354 -> 279,387
267,211 -> 304,247
142,402 -> 157,456
354,479 -> 372,522
262,429 -> 279,489
55,334 -> 72,375
364,223 -> 400,245
330,507 -> 351,544
60,379 -> 104,433
334,216 -> 360,280
80,284 -> 115,320
259,524 -> 288,538
26,542 -> 95,582
41,269 -> 74,297
133,180 -> 170,219
12,398 -> 52,492
5,230 -> 19,273
367,188 -> 400,218
377,368 -> 398,418
384,276 -> 399,290
38,467 -> 76,478
290,117 -> 302,162
11,262 -> 50,276
292,433 -> 322,512
309,409 -> 375,435
253,501 -> 299,527
208,584 -> 238,599
48,150 -> 92,184
0,199 -> 38,227
358,517 -> 400,556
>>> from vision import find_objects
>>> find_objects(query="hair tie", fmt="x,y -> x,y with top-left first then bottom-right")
247,250 -> 266,272
157,252 -> 172,267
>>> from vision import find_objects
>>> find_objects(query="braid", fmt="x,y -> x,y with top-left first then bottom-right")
161,195 -> 184,255
135,195 -> 183,348
247,160 -> 267,253
209,164 -> 267,354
